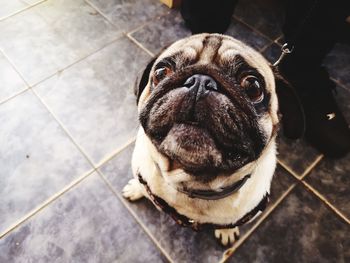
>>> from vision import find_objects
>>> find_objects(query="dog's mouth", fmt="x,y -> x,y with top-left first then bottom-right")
160,123 -> 223,173
140,70 -> 267,175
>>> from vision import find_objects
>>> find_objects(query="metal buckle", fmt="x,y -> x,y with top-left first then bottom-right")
273,43 -> 294,67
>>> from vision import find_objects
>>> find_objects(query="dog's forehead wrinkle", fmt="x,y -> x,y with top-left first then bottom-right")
220,49 -> 240,61
185,37 -> 204,52
197,35 -> 222,64
218,39 -> 249,57
159,37 -> 204,62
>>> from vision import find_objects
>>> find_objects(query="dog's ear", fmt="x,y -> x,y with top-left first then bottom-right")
272,67 -> 305,139
135,57 -> 157,104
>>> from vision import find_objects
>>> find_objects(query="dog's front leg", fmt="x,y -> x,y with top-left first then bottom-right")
214,227 -> 240,246
122,178 -> 144,201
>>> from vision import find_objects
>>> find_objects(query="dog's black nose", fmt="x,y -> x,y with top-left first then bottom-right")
184,74 -> 218,100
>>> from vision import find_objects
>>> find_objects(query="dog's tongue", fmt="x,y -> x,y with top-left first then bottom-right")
160,124 -> 222,171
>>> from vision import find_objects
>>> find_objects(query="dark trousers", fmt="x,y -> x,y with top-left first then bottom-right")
283,0 -> 350,66
181,0 -> 350,66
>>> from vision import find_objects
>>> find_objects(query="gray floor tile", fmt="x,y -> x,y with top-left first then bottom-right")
324,43 -> 350,89
99,143 -> 135,190
34,38 -> 150,165
87,0 -> 168,33
0,173 -> 167,263
0,0 -> 28,20
100,144 -> 295,262
262,42 -> 281,63
234,0 -> 285,40
131,10 -> 191,55
0,53 -> 27,103
268,165 -> 296,202
228,185 -> 350,263
0,91 -> 92,235
225,18 -> 271,51
305,154 -> 350,219
277,135 -> 321,176
21,0 -> 44,5
131,10 -> 271,58
0,0 -> 120,85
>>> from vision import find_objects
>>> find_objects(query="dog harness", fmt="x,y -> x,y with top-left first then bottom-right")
138,173 -> 269,231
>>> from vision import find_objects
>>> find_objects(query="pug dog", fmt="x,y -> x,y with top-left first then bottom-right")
122,33 -> 284,246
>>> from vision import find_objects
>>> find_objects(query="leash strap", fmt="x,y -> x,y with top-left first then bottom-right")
273,0 -> 319,66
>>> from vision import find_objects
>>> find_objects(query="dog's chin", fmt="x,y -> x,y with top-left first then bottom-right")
159,123 -> 223,173
156,122 -> 256,175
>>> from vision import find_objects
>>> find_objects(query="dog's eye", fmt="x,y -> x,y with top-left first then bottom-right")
240,75 -> 264,103
152,67 -> 172,86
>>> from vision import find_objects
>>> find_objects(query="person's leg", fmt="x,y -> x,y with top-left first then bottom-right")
181,0 -> 238,34
281,0 -> 349,74
279,0 -> 350,157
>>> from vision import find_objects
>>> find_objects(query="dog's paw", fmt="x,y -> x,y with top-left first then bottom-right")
214,227 -> 240,246
122,179 -> 144,201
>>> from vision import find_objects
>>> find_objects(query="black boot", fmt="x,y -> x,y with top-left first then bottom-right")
279,61 -> 350,158
180,0 -> 238,34
279,0 -> 350,157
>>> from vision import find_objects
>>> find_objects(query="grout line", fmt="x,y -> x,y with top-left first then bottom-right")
1,50 -> 31,88
29,35 -> 124,88
2,35 -> 124,91
301,181 -> 350,225
1,86 -> 138,238
278,154 -> 323,181
278,155 -> 349,228
95,137 -> 136,169
126,11 -> 170,36
97,172 -> 174,263
126,34 -> 155,57
277,159 -> 300,178
0,169 -> 95,239
299,154 -> 324,180
33,88 -> 138,171
220,183 -> 296,263
127,23 -> 148,36
125,9 -> 170,35
84,0 -> 169,36
1,1 -> 124,90
273,35 -> 283,46
0,87 -> 29,106
331,77 -> 350,92
0,0 -> 48,22
31,89 -> 97,168
259,41 -> 274,53
232,15 -> 275,43
84,0 -> 119,29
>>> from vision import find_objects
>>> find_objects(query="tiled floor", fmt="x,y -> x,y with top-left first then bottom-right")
0,0 -> 349,262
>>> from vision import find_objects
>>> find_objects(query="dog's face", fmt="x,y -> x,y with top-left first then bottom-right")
136,34 -> 279,180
